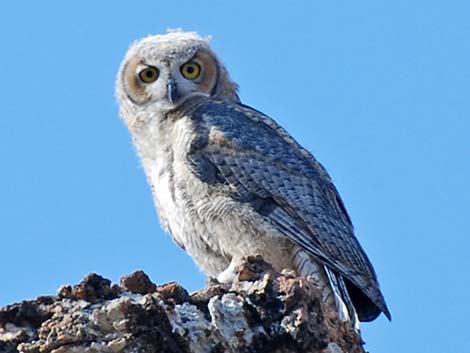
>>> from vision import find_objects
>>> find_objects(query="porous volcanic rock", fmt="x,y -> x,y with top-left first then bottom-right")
0,256 -> 365,353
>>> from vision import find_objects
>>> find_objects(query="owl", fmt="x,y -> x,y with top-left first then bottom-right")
116,30 -> 390,325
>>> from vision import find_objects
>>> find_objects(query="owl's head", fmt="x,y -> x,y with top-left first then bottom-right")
116,30 -> 239,120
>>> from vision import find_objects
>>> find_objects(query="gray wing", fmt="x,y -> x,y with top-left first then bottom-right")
186,100 -> 390,320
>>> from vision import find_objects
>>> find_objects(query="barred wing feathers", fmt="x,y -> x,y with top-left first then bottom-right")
186,100 -> 390,321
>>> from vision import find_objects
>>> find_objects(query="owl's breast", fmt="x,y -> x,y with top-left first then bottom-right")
139,115 -> 230,274
149,153 -> 236,274
141,114 -> 294,276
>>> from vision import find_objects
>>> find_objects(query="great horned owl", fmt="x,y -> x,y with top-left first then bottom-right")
116,30 -> 390,324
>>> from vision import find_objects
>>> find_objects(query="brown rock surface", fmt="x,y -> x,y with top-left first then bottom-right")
0,256 -> 366,353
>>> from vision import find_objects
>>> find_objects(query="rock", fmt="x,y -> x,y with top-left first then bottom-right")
120,271 -> 156,295
0,256 -> 366,353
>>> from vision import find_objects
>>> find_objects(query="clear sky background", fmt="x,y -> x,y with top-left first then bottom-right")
0,1 -> 468,352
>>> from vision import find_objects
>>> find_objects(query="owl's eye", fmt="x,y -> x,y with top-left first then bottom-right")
138,66 -> 159,83
181,61 -> 201,80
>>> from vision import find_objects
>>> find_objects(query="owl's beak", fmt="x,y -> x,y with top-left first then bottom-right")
167,79 -> 180,104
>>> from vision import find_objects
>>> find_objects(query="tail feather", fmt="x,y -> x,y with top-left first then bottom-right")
325,266 -> 359,330
294,247 -> 390,328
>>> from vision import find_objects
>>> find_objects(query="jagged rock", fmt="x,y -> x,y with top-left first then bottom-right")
0,256 -> 366,353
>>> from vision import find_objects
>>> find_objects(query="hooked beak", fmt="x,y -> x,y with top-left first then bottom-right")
167,78 -> 180,104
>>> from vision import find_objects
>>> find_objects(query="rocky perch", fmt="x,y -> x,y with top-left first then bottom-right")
0,256 -> 365,353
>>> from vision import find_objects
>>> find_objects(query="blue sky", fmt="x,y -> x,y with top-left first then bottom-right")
0,1 -> 468,352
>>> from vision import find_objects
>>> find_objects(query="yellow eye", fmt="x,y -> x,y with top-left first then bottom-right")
138,66 -> 159,83
181,61 -> 201,80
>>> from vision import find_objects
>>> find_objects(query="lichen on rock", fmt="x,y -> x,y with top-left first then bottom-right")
0,256 -> 365,353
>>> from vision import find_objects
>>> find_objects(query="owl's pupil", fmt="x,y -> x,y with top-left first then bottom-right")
187,67 -> 194,74
146,71 -> 154,78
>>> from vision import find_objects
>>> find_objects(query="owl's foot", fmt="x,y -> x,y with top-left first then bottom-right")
217,255 -> 274,283
217,257 -> 242,283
